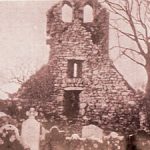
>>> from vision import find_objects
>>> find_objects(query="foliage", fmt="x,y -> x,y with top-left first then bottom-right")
17,65 -> 55,100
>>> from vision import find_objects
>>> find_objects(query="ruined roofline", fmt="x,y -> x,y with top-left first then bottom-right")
46,0 -> 108,17
110,62 -> 139,95
53,0 -> 99,6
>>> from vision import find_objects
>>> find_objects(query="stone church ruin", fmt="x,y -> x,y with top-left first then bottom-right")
17,0 -> 143,134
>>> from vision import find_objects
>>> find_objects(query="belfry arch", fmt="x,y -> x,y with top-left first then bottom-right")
83,4 -> 93,23
62,4 -> 73,22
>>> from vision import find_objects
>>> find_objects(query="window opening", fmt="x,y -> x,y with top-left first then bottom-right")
62,4 -> 73,22
83,5 -> 93,23
73,63 -> 78,78
68,60 -> 83,78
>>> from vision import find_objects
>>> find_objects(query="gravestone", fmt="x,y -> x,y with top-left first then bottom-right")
44,126 -> 66,150
49,126 -> 65,141
82,124 -> 104,142
135,130 -> 150,150
21,108 -> 40,150
104,131 -> 125,150
0,124 -> 24,150
0,124 -> 20,140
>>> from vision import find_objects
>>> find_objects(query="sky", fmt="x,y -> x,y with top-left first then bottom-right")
0,1 -> 60,99
0,0 -> 147,99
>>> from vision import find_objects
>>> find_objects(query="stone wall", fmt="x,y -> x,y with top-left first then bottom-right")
15,0 -> 143,135
45,0 -> 142,134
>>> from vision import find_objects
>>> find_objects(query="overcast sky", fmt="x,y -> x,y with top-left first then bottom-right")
0,0 -> 147,99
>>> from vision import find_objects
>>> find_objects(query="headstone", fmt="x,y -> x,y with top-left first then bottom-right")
21,108 -> 40,150
44,126 -> 65,150
66,134 -> 81,140
104,131 -> 125,150
82,124 -> 104,142
49,126 -> 65,141
0,124 -> 24,150
135,130 -> 150,150
0,124 -> 20,140
108,132 -> 124,140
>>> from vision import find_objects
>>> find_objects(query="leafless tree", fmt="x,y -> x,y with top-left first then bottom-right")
0,59 -> 39,99
104,0 -> 150,98
104,0 -> 150,127
9,64 -> 35,85
7,59 -> 39,85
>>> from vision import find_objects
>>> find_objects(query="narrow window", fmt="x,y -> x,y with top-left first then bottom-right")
62,4 -> 73,22
68,60 -> 83,78
83,5 -> 93,23
73,63 -> 78,77
64,90 -> 81,118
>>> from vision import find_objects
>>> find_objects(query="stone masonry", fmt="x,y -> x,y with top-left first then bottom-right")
16,0 -> 143,134
45,0 -> 142,134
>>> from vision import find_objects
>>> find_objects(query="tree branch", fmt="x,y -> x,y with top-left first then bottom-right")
122,50 -> 145,67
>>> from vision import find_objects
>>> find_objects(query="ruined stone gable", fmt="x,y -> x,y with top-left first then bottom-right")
16,0 -> 143,134
45,0 -> 141,133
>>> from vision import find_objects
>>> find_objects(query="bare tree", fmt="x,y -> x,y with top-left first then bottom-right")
104,0 -> 150,127
6,59 -> 40,85
104,0 -> 150,98
8,63 -> 35,85
0,58 -> 40,100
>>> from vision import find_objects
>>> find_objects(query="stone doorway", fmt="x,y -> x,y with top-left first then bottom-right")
64,90 -> 81,119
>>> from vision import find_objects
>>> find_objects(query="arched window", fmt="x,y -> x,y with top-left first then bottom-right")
83,5 -> 93,23
62,4 -> 73,22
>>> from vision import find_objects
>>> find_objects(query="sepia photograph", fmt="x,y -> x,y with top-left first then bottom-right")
0,0 -> 149,149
